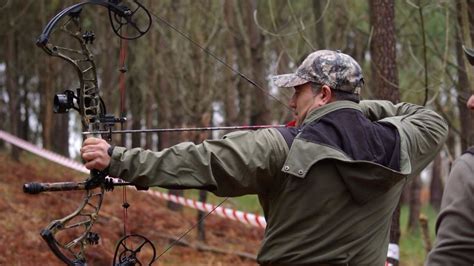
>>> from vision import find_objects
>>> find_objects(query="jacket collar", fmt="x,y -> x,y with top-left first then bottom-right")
302,100 -> 362,126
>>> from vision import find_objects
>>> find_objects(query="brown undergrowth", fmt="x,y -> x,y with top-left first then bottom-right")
0,151 -> 263,265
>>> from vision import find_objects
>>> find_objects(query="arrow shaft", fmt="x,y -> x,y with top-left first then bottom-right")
82,125 -> 286,135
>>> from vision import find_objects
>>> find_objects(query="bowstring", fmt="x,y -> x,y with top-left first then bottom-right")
118,22 -> 130,246
151,198 -> 229,263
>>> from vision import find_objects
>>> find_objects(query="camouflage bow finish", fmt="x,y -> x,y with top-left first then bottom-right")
23,1 -> 153,265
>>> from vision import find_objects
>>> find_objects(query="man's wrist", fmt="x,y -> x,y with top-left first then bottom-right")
107,145 -> 115,157
100,145 -> 114,175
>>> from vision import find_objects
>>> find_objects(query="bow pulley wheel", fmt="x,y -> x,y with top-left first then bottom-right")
113,234 -> 156,266
108,0 -> 152,40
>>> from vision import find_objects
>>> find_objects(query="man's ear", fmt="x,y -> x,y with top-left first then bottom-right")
320,85 -> 333,103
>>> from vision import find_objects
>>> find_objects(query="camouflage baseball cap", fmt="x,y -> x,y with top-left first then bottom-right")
272,50 -> 364,94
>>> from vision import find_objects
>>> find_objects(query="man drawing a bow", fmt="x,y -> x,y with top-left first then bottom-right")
81,50 -> 448,265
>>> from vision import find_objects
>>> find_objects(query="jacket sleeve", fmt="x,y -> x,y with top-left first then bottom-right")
426,153 -> 474,265
359,100 -> 449,176
107,128 -> 288,197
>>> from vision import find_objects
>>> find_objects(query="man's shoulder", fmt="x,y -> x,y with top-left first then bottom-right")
298,108 -> 401,170
220,128 -> 290,154
453,148 -> 474,173
274,126 -> 300,148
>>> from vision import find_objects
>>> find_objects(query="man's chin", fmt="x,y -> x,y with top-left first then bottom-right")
293,115 -> 300,126
295,118 -> 303,126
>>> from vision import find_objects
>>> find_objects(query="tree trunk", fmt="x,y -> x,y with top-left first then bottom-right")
144,93 -> 155,150
369,1 -> 400,264
223,1 -> 239,126
407,175 -> 422,231
153,13 -> 184,211
53,112 -> 70,157
5,14 -> 21,161
245,0 -> 270,125
52,71 -> 70,157
197,189 -> 207,242
20,89 -> 30,142
184,111 -> 213,243
312,0 -> 327,49
456,0 -> 474,150
38,57 -> 55,151
430,153 -> 443,211
128,77 -> 142,148
225,0 -> 252,125
369,0 -> 400,102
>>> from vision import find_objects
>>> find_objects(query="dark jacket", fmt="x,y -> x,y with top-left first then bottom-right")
109,100 -> 448,265
426,147 -> 474,266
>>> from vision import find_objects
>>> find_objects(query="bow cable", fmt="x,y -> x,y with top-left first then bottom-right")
118,21 -> 130,247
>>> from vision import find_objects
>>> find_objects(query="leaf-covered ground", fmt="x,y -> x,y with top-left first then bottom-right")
0,151 -> 263,265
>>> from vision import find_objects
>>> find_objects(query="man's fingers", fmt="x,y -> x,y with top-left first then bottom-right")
81,140 -> 110,154
84,157 -> 109,171
80,144 -> 103,154
81,137 -> 111,171
84,159 -> 101,170
80,145 -> 97,157
84,160 -> 95,170
82,150 -> 101,161
83,137 -> 103,145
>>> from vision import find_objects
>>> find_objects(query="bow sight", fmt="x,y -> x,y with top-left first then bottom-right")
53,87 -> 126,140
53,90 -> 77,113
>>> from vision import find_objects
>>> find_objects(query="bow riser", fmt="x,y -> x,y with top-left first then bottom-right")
38,17 -> 102,129
35,12 -> 106,265
30,3 -> 105,266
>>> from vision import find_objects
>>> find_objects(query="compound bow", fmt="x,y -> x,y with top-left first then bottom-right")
23,1 -> 155,265
23,1 -> 292,265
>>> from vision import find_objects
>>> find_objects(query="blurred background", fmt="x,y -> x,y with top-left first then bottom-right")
0,1 -> 473,265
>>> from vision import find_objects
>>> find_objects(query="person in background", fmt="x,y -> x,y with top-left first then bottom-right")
81,50 -> 448,265
425,93 -> 474,266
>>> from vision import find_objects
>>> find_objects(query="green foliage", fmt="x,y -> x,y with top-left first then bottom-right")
159,188 -> 263,214
395,1 -> 457,105
399,204 -> 439,266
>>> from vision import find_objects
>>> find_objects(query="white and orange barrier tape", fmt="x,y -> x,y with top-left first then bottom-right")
1,129 -> 398,261
0,130 -> 266,229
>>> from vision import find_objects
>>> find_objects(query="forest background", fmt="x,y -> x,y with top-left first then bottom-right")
1,0 -> 473,265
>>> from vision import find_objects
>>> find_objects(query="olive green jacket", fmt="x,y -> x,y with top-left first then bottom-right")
109,100 -> 448,265
425,149 -> 474,266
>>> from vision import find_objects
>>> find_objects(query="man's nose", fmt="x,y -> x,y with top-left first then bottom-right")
289,94 -> 296,108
